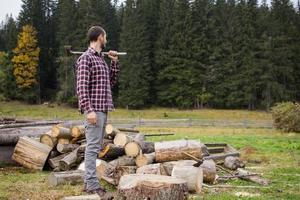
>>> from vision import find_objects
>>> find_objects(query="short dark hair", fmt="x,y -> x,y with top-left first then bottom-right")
87,26 -> 106,42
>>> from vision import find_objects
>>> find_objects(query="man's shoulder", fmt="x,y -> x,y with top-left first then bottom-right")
77,49 -> 92,64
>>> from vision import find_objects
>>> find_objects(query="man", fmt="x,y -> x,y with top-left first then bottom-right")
76,26 -> 119,197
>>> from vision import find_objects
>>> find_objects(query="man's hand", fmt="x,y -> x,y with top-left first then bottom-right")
86,111 -> 97,125
108,50 -> 118,62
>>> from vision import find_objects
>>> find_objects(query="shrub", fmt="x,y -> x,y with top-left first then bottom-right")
271,102 -> 300,133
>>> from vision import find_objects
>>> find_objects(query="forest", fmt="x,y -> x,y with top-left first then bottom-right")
0,0 -> 299,110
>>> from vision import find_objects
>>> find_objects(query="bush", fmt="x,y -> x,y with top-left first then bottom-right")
271,102 -> 300,133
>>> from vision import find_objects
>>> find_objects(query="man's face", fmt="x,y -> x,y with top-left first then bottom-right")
98,33 -> 107,49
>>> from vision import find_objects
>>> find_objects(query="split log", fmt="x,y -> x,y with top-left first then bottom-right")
56,143 -> 80,154
71,125 -> 85,138
40,131 -> 58,148
48,170 -> 84,186
117,174 -> 188,200
12,136 -> 52,170
95,160 -> 117,185
155,140 -> 203,162
51,125 -> 71,139
224,156 -> 245,170
200,159 -> 217,184
48,153 -> 69,169
136,163 -> 167,175
236,168 -> 269,185
98,143 -> 125,161
135,152 -> 155,167
59,147 -> 81,171
171,165 -> 203,193
58,138 -> 70,145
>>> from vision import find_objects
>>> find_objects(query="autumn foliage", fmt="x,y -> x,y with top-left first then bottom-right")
12,25 -> 40,89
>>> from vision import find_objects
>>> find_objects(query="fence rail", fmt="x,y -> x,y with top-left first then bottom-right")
107,118 -> 273,129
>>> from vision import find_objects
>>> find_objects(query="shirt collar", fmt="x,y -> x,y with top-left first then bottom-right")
88,47 -> 104,58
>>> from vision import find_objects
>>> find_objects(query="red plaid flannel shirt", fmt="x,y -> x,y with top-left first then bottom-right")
76,47 -> 119,114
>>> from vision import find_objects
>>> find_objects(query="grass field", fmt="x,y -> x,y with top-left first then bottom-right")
0,101 -> 299,200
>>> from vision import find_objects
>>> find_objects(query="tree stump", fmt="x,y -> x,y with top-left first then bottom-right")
117,174 -> 189,200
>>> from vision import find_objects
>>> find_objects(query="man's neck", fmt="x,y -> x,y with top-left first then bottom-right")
90,42 -> 102,53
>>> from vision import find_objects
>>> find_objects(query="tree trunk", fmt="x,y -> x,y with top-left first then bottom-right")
48,170 -> 84,186
40,131 -> 58,148
117,174 -> 188,200
12,136 -> 52,170
59,147 -> 81,171
155,140 -> 203,162
171,165 -> 203,193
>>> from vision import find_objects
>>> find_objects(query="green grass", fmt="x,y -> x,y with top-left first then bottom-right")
0,101 -> 299,199
0,100 -> 271,120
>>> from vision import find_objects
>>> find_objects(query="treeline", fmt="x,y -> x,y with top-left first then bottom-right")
0,0 -> 299,110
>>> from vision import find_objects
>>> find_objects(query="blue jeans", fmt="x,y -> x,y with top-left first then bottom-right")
83,111 -> 107,190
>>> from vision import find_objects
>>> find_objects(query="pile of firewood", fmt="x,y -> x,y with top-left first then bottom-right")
11,122 -> 269,200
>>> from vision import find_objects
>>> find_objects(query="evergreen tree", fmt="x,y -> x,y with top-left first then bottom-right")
118,0 -> 151,108
0,15 -> 18,53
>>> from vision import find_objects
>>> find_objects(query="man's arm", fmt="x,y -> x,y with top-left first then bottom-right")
76,55 -> 93,113
110,60 -> 120,88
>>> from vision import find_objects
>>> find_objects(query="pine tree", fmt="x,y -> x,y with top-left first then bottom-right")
11,25 -> 40,102
156,0 -> 196,108
0,15 -> 18,53
118,0 -> 151,108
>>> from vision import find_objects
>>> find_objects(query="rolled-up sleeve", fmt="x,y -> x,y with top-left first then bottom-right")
110,60 -> 120,88
76,55 -> 94,113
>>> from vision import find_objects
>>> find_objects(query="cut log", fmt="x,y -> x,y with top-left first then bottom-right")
224,156 -> 245,170
48,153 -> 70,169
12,136 -> 52,170
59,147 -> 81,171
71,125 -> 85,138
113,166 -> 137,185
118,128 -> 139,133
161,160 -> 197,176
109,155 -> 136,168
135,152 -> 155,167
0,120 -> 63,129
105,124 -> 120,138
58,138 -> 70,145
51,125 -> 71,139
98,143 -> 125,161
171,165 -> 203,193
117,174 -> 189,200
136,163 -> 167,175
40,131 -> 58,148
95,160 -> 117,185
56,143 -> 80,154
236,168 -> 269,185
200,159 -> 217,184
48,170 -> 84,186
124,142 -> 140,157
0,126 -> 53,145
155,140 -> 203,162
113,132 -> 135,147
